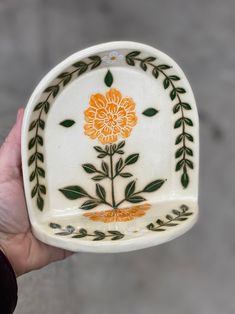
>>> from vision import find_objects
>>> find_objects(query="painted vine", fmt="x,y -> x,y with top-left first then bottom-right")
49,204 -> 193,241
28,56 -> 102,210
125,51 -> 194,188
146,204 -> 193,231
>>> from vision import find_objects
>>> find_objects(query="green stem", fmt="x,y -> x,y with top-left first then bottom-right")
109,145 -> 116,208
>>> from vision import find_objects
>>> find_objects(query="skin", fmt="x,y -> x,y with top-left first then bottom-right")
0,108 -> 73,276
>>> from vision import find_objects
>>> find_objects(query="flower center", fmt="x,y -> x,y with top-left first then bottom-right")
105,113 -> 117,126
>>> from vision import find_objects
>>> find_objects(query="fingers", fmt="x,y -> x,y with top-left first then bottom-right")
0,108 -> 24,170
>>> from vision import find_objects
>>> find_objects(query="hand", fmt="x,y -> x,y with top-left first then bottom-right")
0,108 -> 72,276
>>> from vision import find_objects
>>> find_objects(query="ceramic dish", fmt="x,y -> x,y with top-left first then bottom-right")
22,41 -> 199,253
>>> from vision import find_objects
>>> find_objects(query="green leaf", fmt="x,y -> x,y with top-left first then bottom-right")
78,64 -> 88,75
36,135 -> 43,146
126,51 -> 141,58
92,175 -> 106,181
80,200 -> 99,210
173,103 -> 181,113
120,173 -> 132,178
94,146 -> 105,153
44,101 -> 50,114
185,159 -> 194,169
152,67 -> 159,78
175,159 -> 184,171
142,108 -> 159,117
115,158 -> 123,174
39,185 -> 46,194
176,87 -> 186,94
59,119 -> 75,127
28,154 -> 36,166
72,228 -> 88,238
181,172 -> 189,188
140,61 -> 147,71
37,152 -> 44,162
147,223 -> 154,230
157,219 -> 164,225
125,154 -> 139,165
117,140 -> 125,149
89,55 -> 102,69
49,223 -> 61,229
101,161 -> 109,175
144,56 -> 156,62
37,194 -> 44,211
157,64 -> 171,70
126,57 -> 135,66
57,72 -> 70,79
116,150 -> 124,155
97,153 -> 107,158
29,120 -> 37,131
175,147 -> 184,158
181,102 -> 192,110
33,102 -> 43,111
96,183 -> 106,201
37,167 -> 45,177
39,119 -> 45,130
163,78 -> 170,89
59,185 -> 88,200
62,74 -> 72,86
169,75 -> 180,81
185,133 -> 194,142
170,88 -> 177,100
185,147 -> 193,156
44,85 -> 59,98
127,195 -> 146,203
125,51 -> 140,65
73,61 -> 88,75
93,230 -> 105,241
125,180 -> 136,198
175,134 -> 184,144
28,137 -> 36,150
184,118 -> 193,126
143,179 -> 165,192
104,70 -> 113,87
30,170 -> 36,181
174,118 -> 183,128
82,163 -> 97,173
109,231 -> 124,240
66,225 -> 75,233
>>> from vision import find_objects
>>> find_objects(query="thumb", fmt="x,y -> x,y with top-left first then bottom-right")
0,108 -> 24,170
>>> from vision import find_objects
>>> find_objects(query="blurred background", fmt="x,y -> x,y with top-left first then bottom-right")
0,0 -> 235,313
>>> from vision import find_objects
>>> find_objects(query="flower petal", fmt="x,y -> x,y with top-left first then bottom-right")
106,88 -> 122,104
121,97 -> 135,111
90,93 -> 107,109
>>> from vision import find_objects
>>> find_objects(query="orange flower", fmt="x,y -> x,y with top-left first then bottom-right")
84,203 -> 150,223
84,88 -> 137,144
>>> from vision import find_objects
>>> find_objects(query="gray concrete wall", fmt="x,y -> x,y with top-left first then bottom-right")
0,0 -> 235,313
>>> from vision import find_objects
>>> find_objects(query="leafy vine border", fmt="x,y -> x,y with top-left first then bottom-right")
125,51 -> 194,189
28,49 -> 195,211
28,56 -> 102,210
49,204 -> 193,241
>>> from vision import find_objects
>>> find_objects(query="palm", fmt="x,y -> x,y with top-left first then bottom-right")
0,109 -> 72,276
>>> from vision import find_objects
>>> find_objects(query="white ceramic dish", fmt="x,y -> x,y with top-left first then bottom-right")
22,41 -> 199,253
